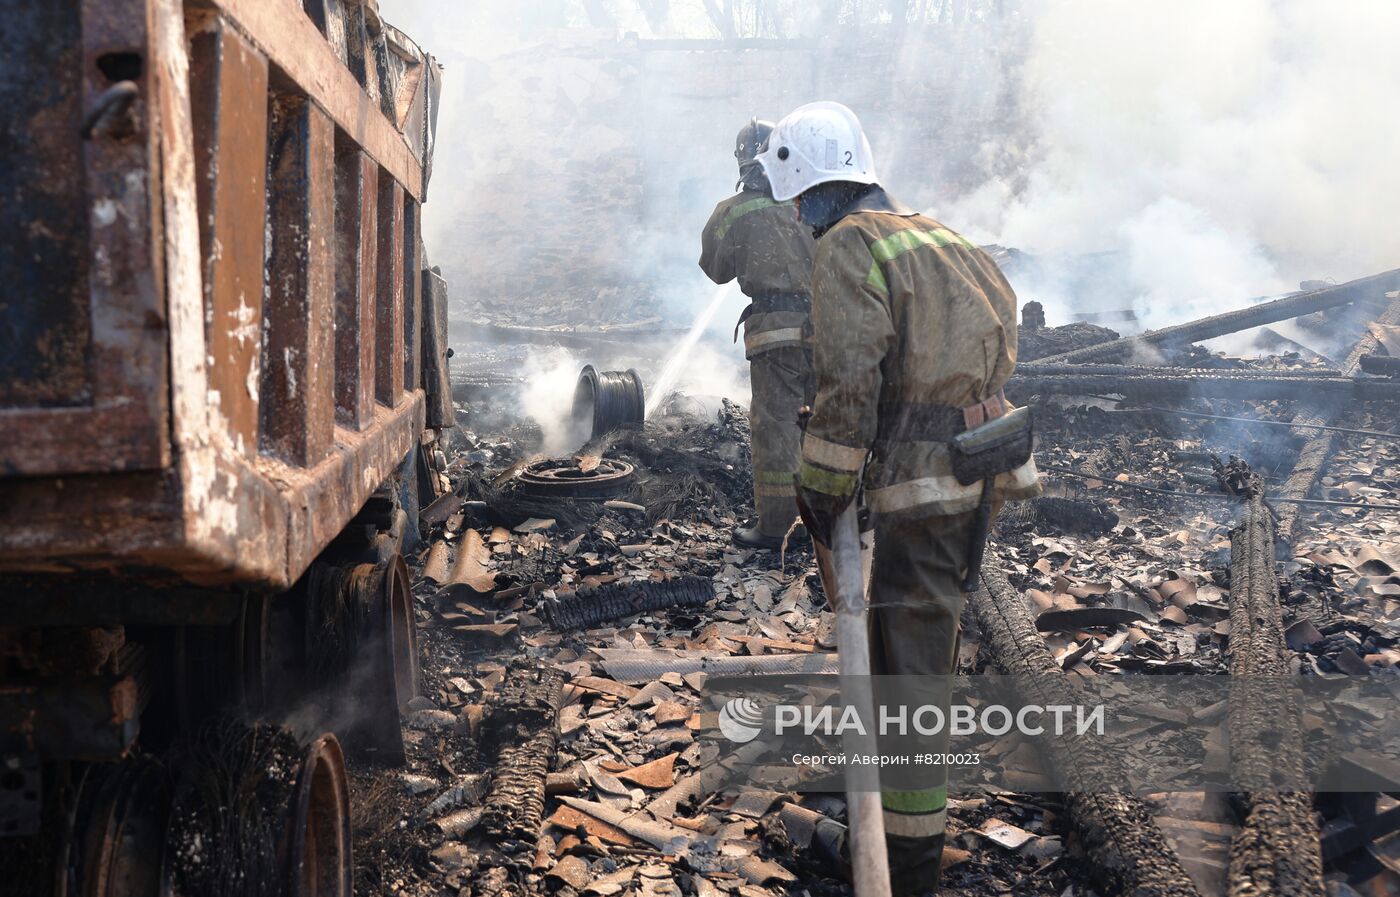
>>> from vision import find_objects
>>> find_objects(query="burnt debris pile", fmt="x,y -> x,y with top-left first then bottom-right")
354,270 -> 1400,897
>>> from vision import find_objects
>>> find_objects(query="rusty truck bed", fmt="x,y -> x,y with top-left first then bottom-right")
0,0 -> 452,591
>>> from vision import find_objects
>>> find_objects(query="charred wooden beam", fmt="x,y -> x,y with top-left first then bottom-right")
1275,290 -> 1400,550
1358,354 -> 1400,376
481,666 -> 565,843
1223,471 -> 1324,896
1010,363 -> 1400,403
971,564 -> 1202,897
1033,268 -> 1400,364
543,575 -> 714,631
485,731 -> 556,843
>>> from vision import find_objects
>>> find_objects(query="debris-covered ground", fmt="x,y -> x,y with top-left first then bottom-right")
349,319 -> 1400,897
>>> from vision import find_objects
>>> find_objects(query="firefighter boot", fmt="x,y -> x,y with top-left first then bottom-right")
886,832 -> 946,896
812,822 -> 948,895
732,525 -> 784,550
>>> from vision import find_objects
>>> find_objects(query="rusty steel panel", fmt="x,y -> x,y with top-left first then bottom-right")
1,1 -> 89,408
262,90 -> 336,466
190,17 -> 268,456
375,174 -> 405,406
301,0 -> 349,66
421,267 -> 453,429
0,676 -> 140,760
333,140 -> 379,429
342,2 -> 377,96
285,395 -> 425,581
403,197 -> 423,395
0,0 -> 171,476
0,0 -> 436,593
202,0 -> 422,199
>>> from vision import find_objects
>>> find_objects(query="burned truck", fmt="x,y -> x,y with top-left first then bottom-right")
1,1 -> 451,892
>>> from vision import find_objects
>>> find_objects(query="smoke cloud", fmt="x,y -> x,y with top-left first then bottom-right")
379,0 -> 1399,371
945,0 -> 1400,329
518,348 -> 589,456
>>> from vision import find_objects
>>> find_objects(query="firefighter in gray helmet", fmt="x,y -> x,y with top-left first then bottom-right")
699,118 -> 817,549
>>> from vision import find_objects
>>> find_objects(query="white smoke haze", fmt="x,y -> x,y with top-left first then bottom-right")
518,347 -> 589,455
946,0 -> 1400,330
378,0 -> 1400,395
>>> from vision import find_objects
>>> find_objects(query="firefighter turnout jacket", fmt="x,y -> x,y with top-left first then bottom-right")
796,191 -> 1041,520
699,189 -> 815,358
699,189 -> 814,297
700,188 -> 819,540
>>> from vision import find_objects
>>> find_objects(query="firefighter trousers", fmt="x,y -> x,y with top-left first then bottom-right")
747,344 -> 813,538
867,510 -> 977,895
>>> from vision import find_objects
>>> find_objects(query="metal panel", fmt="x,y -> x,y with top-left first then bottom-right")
0,0 -> 435,591
199,0 -> 423,199
375,174 -> 405,406
190,17 -> 268,456
421,267 -> 453,429
262,89 -> 336,466
403,197 -> 422,395
0,0 -> 170,476
0,2 -> 89,408
0,676 -> 140,760
333,140 -> 378,429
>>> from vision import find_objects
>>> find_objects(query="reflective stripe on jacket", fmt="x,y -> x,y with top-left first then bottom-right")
742,310 -> 807,358
797,203 -> 1041,518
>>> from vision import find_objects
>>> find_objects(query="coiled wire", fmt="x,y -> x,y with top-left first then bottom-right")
572,365 -> 645,439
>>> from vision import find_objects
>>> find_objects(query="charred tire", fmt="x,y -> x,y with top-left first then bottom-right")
353,555 -> 418,763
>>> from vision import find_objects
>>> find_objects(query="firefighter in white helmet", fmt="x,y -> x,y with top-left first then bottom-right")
758,101 -> 1040,894
700,118 -> 817,549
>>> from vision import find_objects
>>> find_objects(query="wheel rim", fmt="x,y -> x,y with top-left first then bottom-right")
67,759 -> 170,897
284,734 -> 352,897
346,556 -> 417,763
382,554 -> 419,712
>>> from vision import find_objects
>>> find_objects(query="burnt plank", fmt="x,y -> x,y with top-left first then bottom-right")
1275,289 -> 1400,550
375,173 -> 405,406
262,90 -> 335,466
333,137 -> 377,429
1035,268 -> 1400,364
972,565 -> 1203,897
190,18 -> 267,455
1224,473 -> 1324,896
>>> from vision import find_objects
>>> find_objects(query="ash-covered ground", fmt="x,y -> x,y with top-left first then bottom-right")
350,333 -> 1400,897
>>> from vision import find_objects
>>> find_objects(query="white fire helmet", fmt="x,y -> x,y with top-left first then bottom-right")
756,101 -> 878,202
